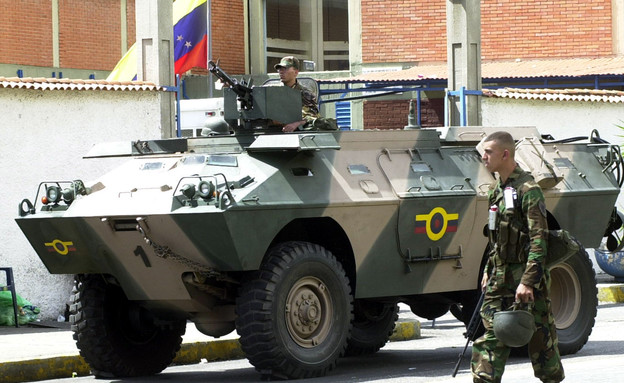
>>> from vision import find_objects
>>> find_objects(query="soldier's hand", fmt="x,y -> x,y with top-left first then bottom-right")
282,120 -> 304,132
515,283 -> 534,303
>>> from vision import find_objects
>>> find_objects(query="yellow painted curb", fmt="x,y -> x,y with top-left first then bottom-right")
0,356 -> 90,383
597,284 -> 624,303
0,320 -> 422,383
173,320 -> 422,366
390,319 -> 422,341
173,338 -> 245,365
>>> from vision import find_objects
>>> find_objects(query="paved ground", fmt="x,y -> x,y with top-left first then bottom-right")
0,306 -> 421,383
1,276 -> 622,383
24,300 -> 624,383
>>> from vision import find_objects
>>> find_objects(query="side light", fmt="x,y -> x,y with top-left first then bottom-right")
62,187 -> 75,204
197,180 -> 215,199
180,183 -> 196,199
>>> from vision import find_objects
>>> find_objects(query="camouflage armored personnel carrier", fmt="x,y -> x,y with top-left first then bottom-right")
16,63 -> 624,379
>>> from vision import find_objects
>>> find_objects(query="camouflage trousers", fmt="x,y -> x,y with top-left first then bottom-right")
471,263 -> 565,383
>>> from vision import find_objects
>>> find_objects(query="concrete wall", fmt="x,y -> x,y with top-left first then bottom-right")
482,96 -> 624,144
1,88 -> 162,320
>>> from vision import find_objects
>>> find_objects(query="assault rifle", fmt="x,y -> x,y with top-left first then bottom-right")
451,291 -> 485,377
208,60 -> 253,110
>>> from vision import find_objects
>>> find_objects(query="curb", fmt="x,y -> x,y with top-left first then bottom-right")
0,356 -> 90,383
172,319 -> 422,365
391,318 -> 422,341
173,338 -> 245,365
0,319 -> 421,383
597,284 -> 624,303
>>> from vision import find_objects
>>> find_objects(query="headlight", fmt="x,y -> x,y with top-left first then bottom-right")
44,185 -> 62,204
197,180 -> 215,199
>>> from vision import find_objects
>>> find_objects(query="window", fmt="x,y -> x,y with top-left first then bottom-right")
265,0 -> 349,72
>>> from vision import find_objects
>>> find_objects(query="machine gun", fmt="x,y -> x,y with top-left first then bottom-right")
452,291 -> 485,377
209,60 -> 253,110
209,60 -> 303,131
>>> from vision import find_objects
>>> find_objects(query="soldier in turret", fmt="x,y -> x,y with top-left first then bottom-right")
274,55 -> 336,132
471,131 -> 564,383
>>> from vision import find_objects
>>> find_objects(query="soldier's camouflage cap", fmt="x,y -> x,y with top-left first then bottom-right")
274,56 -> 300,70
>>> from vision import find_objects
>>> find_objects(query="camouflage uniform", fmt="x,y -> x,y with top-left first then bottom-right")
290,80 -> 321,124
275,55 -> 337,131
471,166 -> 564,383
288,80 -> 339,130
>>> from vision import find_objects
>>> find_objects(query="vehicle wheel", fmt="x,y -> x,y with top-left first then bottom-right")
70,274 -> 186,378
236,241 -> 353,379
549,248 -> 597,355
345,300 -> 398,356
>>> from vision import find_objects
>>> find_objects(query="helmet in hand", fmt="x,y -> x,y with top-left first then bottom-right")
493,309 -> 536,347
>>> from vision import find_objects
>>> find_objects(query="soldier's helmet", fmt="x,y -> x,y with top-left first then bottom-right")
201,115 -> 230,136
274,56 -> 300,70
493,307 -> 536,347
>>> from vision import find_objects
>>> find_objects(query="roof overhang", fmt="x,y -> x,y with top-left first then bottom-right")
0,77 -> 165,91
319,56 -> 624,86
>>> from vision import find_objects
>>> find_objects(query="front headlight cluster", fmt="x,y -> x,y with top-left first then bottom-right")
41,180 -> 87,206
175,174 -> 242,209
179,179 -> 216,200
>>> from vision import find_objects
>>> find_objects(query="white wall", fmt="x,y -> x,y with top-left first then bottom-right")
482,96 -> 624,144
1,88 -> 163,320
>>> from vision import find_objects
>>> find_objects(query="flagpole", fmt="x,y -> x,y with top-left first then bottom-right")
207,0 -> 213,98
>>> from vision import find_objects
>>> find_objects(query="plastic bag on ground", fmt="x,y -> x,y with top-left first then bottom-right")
0,290 -> 40,326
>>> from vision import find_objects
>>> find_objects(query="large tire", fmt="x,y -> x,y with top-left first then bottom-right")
70,274 -> 186,378
236,242 -> 353,379
549,248 -> 597,355
345,300 -> 398,356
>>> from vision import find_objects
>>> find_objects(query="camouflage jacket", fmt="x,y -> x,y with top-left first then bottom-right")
290,80 -> 320,123
487,165 -> 548,288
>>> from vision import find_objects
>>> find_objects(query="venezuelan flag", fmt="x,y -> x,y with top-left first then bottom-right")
106,44 -> 137,81
107,0 -> 207,82
174,0 -> 208,75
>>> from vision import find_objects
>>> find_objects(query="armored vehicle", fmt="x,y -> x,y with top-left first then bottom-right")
15,64 -> 624,379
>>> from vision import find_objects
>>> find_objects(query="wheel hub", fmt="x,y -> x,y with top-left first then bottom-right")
285,276 -> 333,348
297,295 -> 320,325
550,263 -> 581,329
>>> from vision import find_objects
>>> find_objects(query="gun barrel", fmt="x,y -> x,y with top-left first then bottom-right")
451,291 -> 485,378
209,60 -> 238,87
209,60 -> 254,110
452,350 -> 466,378
465,292 -> 485,339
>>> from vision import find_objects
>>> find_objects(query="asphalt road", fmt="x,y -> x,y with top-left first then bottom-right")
40,302 -> 624,383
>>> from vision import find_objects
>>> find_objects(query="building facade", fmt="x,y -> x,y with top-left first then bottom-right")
0,0 -> 245,78
2,1 -> 621,80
